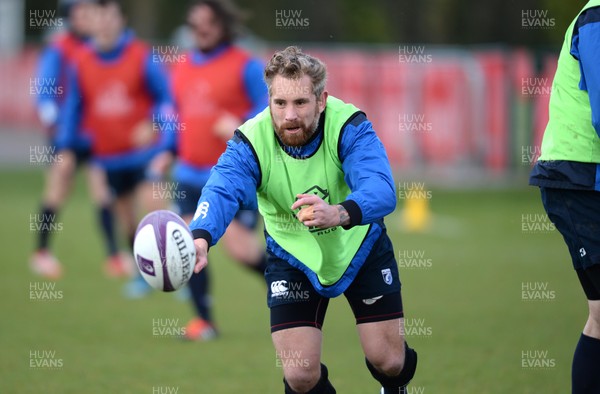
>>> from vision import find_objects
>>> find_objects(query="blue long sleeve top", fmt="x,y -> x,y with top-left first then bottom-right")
188,110 -> 397,296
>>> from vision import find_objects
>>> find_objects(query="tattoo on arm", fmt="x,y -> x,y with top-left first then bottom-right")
337,205 -> 350,226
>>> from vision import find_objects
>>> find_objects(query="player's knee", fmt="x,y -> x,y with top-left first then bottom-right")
225,237 -> 259,264
367,350 -> 405,377
589,301 -> 600,327
364,335 -> 405,377
283,363 -> 321,393
590,311 -> 600,327
226,244 -> 247,263
223,231 -> 245,260
366,344 -> 417,389
54,150 -> 76,172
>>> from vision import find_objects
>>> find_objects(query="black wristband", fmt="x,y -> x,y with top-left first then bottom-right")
191,229 -> 212,251
339,200 -> 362,230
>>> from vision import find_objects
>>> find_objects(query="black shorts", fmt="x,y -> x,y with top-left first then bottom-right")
266,229 -> 403,332
47,136 -> 91,167
540,187 -> 600,300
72,147 -> 91,167
174,181 -> 259,229
45,143 -> 91,168
106,166 -> 146,198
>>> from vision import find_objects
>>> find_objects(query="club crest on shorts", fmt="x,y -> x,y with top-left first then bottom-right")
381,268 -> 392,285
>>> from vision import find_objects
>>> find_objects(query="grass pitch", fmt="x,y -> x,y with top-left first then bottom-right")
0,169 -> 584,393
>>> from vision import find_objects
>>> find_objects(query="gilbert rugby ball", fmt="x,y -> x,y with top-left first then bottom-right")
133,210 -> 196,291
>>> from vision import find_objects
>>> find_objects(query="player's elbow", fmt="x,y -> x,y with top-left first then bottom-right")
382,192 -> 397,216
358,183 -> 396,222
379,184 -> 397,216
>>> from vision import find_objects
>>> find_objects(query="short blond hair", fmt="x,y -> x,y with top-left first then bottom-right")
264,46 -> 327,98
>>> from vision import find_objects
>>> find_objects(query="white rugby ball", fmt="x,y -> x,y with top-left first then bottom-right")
133,210 -> 196,292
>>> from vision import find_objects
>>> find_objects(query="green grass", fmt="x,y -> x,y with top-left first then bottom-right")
0,169 -> 584,393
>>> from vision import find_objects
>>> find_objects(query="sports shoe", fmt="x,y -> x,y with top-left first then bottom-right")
123,274 -> 153,299
183,318 -> 218,341
30,250 -> 62,280
105,252 -> 134,278
173,286 -> 191,302
380,387 -> 407,394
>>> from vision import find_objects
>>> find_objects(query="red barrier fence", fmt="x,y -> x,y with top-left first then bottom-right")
0,45 -> 558,172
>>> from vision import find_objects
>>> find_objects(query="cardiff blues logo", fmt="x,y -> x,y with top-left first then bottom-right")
381,268 -> 392,285
303,185 -> 329,202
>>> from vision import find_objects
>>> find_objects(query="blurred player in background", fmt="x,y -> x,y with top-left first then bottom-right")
530,1 -> 600,392
30,0 -> 126,280
57,0 -> 173,281
149,0 -> 268,339
190,46 -> 417,394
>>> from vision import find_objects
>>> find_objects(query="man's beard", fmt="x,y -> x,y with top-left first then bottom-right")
273,108 -> 320,147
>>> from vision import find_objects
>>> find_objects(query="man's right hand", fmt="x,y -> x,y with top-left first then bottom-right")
213,112 -> 242,142
131,120 -> 154,148
148,151 -> 173,178
193,238 -> 209,273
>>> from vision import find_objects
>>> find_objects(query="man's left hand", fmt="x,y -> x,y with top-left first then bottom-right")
291,193 -> 341,229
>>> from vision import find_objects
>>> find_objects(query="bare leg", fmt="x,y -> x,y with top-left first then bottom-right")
272,327 -> 324,393
221,219 -> 263,265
